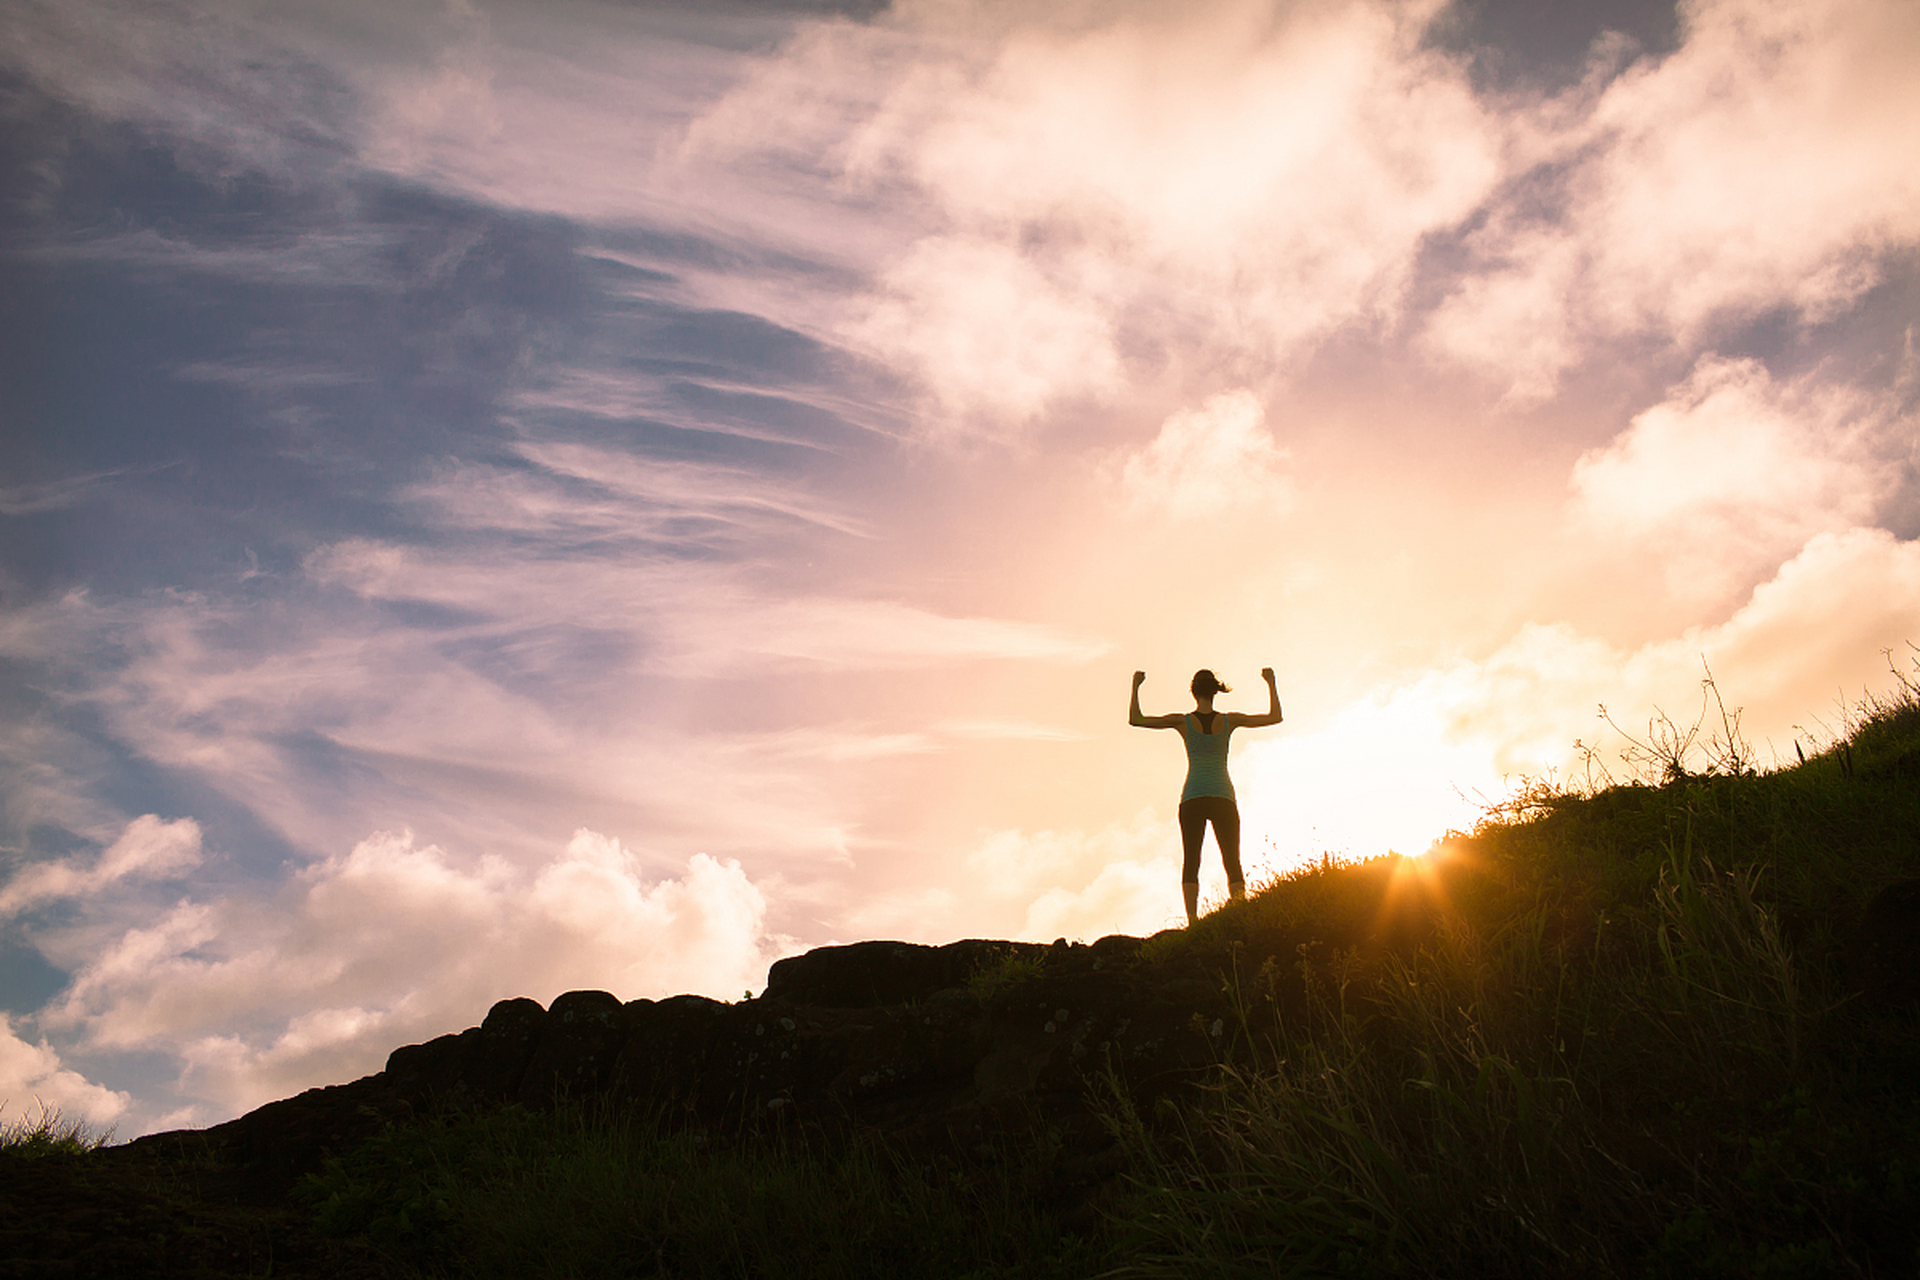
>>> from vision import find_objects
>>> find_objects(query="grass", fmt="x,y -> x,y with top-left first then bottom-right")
965,947 -> 1047,998
0,1103 -> 114,1157
1102,669 -> 1920,1279
300,1103 -> 1105,1278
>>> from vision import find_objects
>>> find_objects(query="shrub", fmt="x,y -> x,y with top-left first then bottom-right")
0,1103 -> 114,1157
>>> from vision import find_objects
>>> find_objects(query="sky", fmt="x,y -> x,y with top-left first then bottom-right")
2,0 -> 1916,1135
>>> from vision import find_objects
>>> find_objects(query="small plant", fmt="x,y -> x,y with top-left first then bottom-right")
1599,659 -> 1755,785
1135,928 -> 1190,966
966,947 -> 1046,997
0,1102 -> 114,1156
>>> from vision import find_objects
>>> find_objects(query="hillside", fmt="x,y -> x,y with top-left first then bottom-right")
5,682 -> 1918,1278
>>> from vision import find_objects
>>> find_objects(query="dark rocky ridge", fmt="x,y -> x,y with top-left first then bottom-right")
106,859 -> 1462,1208
168,932 -> 1261,1197
15,890 -> 1448,1276
11,929 -> 1289,1277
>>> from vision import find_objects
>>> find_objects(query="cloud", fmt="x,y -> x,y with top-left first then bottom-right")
961,810 -> 1187,941
42,828 -> 782,1126
1019,858 -> 1181,942
0,468 -> 151,517
1583,0 -> 1920,333
355,0 -> 502,178
512,440 -> 875,540
1118,389 -> 1293,519
0,0 -> 361,186
0,815 -> 204,916
0,704 -> 133,852
395,449 -> 873,556
933,718 -> 1086,743
695,0 -> 1502,425
0,1015 -> 130,1128
1426,0 -> 1920,393
847,236 -> 1123,427
700,597 -> 1112,669
1569,356 -> 1907,598
355,3 -> 770,227
29,228 -> 400,290
2,526 -> 1103,938
305,537 -> 1108,674
1414,226 -> 1586,402
8,0 -> 1916,1141
1235,526 -> 1920,862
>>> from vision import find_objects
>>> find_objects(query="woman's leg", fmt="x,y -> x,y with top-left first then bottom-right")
1180,798 -> 1244,921
1177,800 -> 1207,924
1214,801 -> 1245,899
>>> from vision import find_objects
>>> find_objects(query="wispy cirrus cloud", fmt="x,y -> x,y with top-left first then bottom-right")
303,536 -> 1105,673
1,0 -> 362,186
397,455 -> 868,551
25,228 -> 402,289
0,468 -> 166,517
0,815 -> 203,915
511,440 -> 876,539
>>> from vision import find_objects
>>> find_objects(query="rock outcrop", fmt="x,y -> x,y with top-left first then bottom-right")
175,929 -> 1292,1198
129,872 -> 1456,1212
374,934 -> 1238,1148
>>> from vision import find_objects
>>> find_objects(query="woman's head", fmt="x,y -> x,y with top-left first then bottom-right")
1191,669 -> 1230,699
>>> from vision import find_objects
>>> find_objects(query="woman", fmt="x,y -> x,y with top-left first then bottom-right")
1129,667 -> 1283,924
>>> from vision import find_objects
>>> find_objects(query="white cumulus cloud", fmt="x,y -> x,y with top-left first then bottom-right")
1569,356 -> 1906,598
0,1014 -> 129,1129
697,0 -> 1502,427
40,828 -> 783,1129
1119,389 -> 1293,519
962,810 -> 1190,941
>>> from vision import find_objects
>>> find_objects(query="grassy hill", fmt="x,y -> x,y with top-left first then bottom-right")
7,673 -> 1918,1278
1105,671 -> 1920,1279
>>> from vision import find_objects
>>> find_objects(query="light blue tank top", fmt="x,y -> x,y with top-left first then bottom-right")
1180,712 -> 1235,802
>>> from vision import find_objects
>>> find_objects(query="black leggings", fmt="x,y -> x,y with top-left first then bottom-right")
1179,796 -> 1244,887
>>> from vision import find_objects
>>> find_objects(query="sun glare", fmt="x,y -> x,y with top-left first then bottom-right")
1234,695 -> 1503,875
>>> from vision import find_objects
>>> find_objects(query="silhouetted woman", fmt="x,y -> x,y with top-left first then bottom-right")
1129,667 -> 1283,924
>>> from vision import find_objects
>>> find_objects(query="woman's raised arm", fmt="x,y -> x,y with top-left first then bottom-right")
1129,670 -> 1184,729
1230,667 -> 1284,729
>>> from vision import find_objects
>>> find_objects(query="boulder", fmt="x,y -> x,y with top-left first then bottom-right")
469,996 -> 548,1098
606,994 -> 729,1117
517,989 -> 626,1103
762,938 -> 1044,1007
